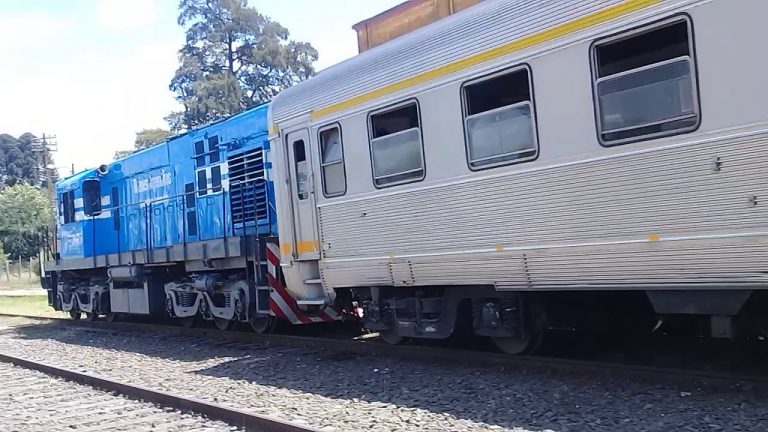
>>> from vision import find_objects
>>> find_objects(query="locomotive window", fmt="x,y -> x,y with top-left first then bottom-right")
210,165 -> 222,193
61,191 -> 75,224
194,140 -> 205,167
462,66 -> 537,169
293,139 -> 309,200
368,101 -> 424,187
319,125 -> 346,197
82,179 -> 102,216
186,211 -> 198,236
208,135 -> 220,163
184,183 -> 196,208
111,187 -> 120,230
197,169 -> 207,196
592,16 -> 699,145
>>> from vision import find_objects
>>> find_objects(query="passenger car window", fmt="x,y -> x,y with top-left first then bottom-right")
368,102 -> 424,187
462,66 -> 537,169
592,16 -> 699,145
319,125 -> 346,197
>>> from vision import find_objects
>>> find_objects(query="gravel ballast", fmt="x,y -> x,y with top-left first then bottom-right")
0,317 -> 765,431
0,361 -> 239,431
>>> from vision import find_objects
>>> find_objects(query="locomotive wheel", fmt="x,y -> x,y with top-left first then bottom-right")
213,317 -> 233,331
85,312 -> 98,321
378,330 -> 407,345
105,312 -> 119,322
68,311 -> 81,320
492,334 -> 542,355
250,316 -> 277,334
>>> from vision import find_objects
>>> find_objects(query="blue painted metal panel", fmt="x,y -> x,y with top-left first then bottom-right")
53,102 -> 275,265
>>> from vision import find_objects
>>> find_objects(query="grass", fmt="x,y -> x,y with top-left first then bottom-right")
0,295 -> 64,318
0,277 -> 42,291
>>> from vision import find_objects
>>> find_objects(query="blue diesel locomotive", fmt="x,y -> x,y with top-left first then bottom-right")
42,103 -> 339,331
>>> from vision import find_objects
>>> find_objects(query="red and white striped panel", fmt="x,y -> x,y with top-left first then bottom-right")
265,241 -> 340,324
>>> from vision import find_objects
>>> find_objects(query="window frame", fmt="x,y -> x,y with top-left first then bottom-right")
459,63 -> 540,171
366,99 -> 426,189
589,14 -> 701,147
317,123 -> 347,198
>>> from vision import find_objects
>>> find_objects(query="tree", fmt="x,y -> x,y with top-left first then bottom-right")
0,183 -> 52,259
135,128 -> 172,150
167,0 -> 318,131
113,128 -> 172,160
0,133 -> 44,187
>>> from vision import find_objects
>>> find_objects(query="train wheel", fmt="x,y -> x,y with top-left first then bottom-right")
493,295 -> 546,355
213,317 -> 233,331
85,313 -> 98,321
379,330 -> 407,345
105,312 -> 119,322
492,334 -> 542,355
250,316 -> 277,334
68,311 -> 81,320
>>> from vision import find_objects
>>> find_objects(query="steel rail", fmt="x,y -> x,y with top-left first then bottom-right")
1,313 -> 767,393
0,348 -> 319,432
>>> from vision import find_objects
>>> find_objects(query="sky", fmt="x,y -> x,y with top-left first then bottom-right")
0,0 -> 402,175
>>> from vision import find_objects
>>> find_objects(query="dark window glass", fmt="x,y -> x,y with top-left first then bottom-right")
208,136 -> 220,163
596,21 -> 690,77
111,187 -> 120,230
464,69 -> 530,116
194,140 -> 206,167
184,183 -> 196,208
211,165 -> 222,193
82,179 -> 102,216
293,139 -> 308,200
186,211 -> 198,236
370,103 -> 419,139
197,170 -> 208,196
61,192 -> 75,224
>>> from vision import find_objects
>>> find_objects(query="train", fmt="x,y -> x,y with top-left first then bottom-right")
43,0 -> 768,354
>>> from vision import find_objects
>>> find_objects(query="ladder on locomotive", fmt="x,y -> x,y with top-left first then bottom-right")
230,175 -> 275,316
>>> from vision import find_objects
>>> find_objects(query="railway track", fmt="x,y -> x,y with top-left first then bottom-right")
0,341 -> 319,432
1,312 -> 766,394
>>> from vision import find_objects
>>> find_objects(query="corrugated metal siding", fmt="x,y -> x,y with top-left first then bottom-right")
318,130 -> 768,289
272,0 -> 627,122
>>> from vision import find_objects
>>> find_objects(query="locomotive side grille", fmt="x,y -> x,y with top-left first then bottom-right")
228,148 -> 267,224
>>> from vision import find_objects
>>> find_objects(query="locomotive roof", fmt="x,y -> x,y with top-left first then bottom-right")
270,0 -> 662,124
57,102 -> 269,189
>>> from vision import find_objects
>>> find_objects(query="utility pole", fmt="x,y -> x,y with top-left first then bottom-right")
30,134 -> 58,204
30,134 -> 59,259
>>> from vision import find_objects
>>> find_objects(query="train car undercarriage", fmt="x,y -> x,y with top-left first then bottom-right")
345,285 -> 766,355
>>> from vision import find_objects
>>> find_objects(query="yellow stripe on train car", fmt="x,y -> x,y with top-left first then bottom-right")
309,0 -> 660,121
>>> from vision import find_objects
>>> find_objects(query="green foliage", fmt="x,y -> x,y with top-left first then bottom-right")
113,149 -> 134,160
0,133 -> 41,187
0,183 -> 52,259
113,128 -> 172,160
135,128 -> 172,150
167,0 -> 318,131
